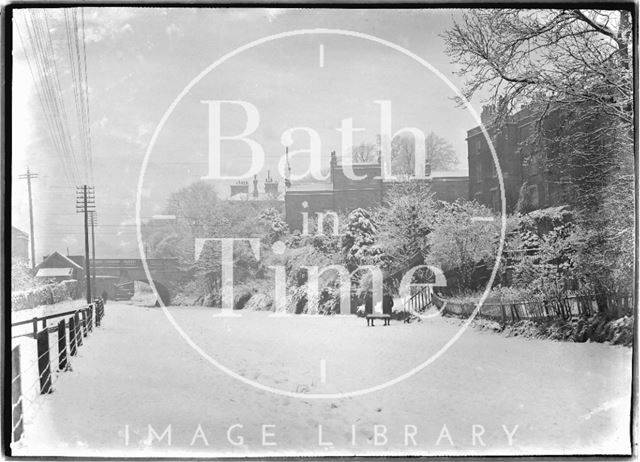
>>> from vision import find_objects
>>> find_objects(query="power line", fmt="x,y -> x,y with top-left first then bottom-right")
15,9 -> 94,187
17,11 -> 79,186
35,10 -> 82,183
64,8 -> 94,186
80,9 -> 94,185
15,16 -> 74,186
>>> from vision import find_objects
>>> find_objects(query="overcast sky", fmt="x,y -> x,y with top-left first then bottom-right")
12,8 -> 483,259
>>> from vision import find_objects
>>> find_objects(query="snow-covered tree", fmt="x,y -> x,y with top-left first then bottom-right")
376,181 -> 436,265
258,207 -> 289,244
342,208 -> 384,270
428,200 -> 499,291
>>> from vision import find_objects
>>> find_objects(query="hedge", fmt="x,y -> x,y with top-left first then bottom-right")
11,280 -> 79,311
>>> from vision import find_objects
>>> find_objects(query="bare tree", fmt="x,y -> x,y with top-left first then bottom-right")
350,133 -> 459,172
444,9 -> 632,125
351,141 -> 379,163
392,132 -> 459,175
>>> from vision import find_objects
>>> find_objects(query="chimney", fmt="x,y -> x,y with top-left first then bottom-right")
424,162 -> 432,178
230,180 -> 249,198
330,151 -> 337,183
252,174 -> 259,199
264,170 -> 278,197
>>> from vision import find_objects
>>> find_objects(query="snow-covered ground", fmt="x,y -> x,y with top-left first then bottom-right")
11,301 -> 632,457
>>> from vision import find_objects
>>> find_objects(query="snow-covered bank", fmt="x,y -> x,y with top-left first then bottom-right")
12,302 -> 632,457
438,310 -> 634,346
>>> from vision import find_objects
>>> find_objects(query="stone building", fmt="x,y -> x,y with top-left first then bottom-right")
467,106 -> 568,213
11,226 -> 29,262
284,152 -> 468,232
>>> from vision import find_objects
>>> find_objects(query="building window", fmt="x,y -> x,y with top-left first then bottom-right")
528,184 -> 539,208
559,175 -> 571,201
475,162 -> 483,183
543,182 -> 549,206
490,187 -> 500,212
488,160 -> 497,178
527,156 -> 540,176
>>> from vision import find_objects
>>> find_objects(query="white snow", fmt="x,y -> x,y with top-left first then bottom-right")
11,301 -> 632,457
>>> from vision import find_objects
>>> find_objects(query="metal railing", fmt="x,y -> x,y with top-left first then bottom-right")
10,298 -> 106,444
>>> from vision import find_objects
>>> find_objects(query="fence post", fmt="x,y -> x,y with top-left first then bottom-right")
32,317 -> 38,339
69,317 -> 77,356
11,346 -> 24,443
81,311 -> 88,338
36,330 -> 52,394
75,313 -> 83,347
57,320 -> 67,370
95,302 -> 101,327
87,305 -> 93,332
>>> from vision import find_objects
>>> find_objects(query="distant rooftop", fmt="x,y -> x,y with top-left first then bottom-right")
287,181 -> 333,193
431,170 -> 468,178
12,226 -> 29,239
36,267 -> 73,278
228,192 -> 285,201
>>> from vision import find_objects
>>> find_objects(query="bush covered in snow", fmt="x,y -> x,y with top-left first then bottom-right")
11,258 -> 39,292
12,279 -> 79,311
244,293 -> 273,312
499,314 -> 633,346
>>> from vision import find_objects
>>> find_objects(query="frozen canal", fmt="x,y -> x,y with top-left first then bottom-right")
12,302 -> 632,456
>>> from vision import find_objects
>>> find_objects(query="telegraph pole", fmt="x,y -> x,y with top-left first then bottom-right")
89,211 -> 97,299
76,185 -> 95,303
18,168 -> 39,269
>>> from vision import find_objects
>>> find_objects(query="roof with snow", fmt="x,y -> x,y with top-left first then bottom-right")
286,181 -> 333,193
430,170 -> 469,178
36,267 -> 73,278
36,251 -> 83,270
229,192 -> 285,201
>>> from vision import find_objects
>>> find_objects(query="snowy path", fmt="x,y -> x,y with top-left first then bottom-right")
12,302 -> 632,457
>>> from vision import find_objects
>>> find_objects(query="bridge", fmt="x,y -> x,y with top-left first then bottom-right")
70,257 -> 180,305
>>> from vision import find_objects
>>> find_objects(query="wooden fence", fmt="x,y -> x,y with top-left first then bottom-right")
10,298 -> 106,445
434,293 -> 633,324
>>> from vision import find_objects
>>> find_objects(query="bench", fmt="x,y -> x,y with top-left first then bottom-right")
366,314 -> 391,326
